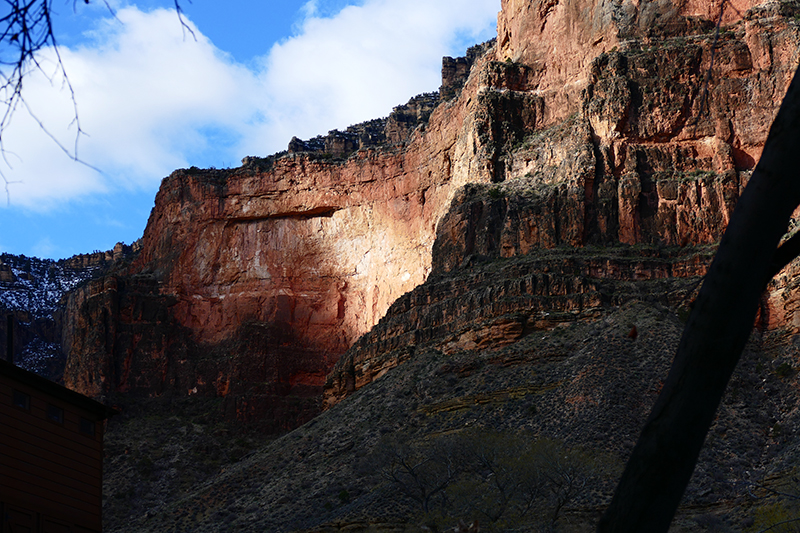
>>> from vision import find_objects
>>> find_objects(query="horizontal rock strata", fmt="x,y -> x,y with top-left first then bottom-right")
65,0 -> 800,433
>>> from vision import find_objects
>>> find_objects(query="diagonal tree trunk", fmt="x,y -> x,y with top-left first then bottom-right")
598,63 -> 800,532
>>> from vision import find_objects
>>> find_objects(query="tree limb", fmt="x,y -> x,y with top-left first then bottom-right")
0,0 -> 187,203
767,231 -> 800,283
598,62 -> 800,532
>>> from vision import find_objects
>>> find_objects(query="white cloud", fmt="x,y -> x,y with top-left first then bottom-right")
301,0 -> 319,18
0,0 -> 498,211
2,7 -> 261,210
247,0 -> 499,153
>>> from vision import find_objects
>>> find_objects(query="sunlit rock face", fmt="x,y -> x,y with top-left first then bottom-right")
62,48 -> 510,430
324,0 -> 800,405
64,0 -> 800,430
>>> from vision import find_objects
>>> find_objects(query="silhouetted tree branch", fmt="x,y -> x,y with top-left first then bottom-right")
598,62 -> 800,532
0,0 -> 186,203
172,0 -> 194,40
379,438 -> 461,514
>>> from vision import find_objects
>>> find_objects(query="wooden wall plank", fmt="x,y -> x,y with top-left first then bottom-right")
1,411 -> 102,468
0,442 -> 101,493
1,465 -> 98,513
0,373 -> 110,424
1,422 -> 102,478
3,505 -> 37,533
1,363 -> 107,533
6,401 -> 102,451
41,517 -> 73,533
0,439 -> 100,488
0,497 -> 101,532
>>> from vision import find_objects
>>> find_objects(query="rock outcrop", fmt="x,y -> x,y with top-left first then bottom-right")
0,248 -> 135,380
440,40 -> 496,100
323,242 -> 713,408
286,92 -> 440,157
65,0 -> 800,434
63,53 -> 495,429
325,0 -> 800,404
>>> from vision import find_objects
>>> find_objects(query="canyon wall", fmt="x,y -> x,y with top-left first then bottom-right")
65,0 -> 800,430
62,62 -> 510,429
325,0 -> 800,404
0,248 -> 137,380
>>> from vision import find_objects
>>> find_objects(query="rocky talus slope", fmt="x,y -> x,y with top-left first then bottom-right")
65,0 -> 800,529
106,291 -> 800,532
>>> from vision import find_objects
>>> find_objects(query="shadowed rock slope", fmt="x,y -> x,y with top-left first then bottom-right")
106,270 -> 800,531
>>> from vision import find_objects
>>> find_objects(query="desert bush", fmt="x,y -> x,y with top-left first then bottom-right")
742,475 -> 800,533
775,362 -> 794,378
372,428 -> 608,531
748,502 -> 800,533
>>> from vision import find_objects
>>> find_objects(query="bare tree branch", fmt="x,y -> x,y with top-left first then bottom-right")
173,0 -> 194,41
0,0 -> 66,200
758,517 -> 800,533
0,0 -> 186,203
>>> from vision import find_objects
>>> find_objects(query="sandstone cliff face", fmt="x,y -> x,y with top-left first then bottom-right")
91,2 -> 800,529
65,0 -> 800,431
323,245 -> 712,408
63,47 -> 509,428
324,0 -> 800,404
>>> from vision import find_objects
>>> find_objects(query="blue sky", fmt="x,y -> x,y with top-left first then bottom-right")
0,0 -> 498,259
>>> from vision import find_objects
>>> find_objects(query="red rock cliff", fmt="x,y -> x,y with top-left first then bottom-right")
64,0 -> 800,430
62,49 -> 513,429
324,0 -> 800,405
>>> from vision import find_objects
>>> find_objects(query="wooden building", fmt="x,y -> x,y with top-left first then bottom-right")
0,358 -> 116,532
